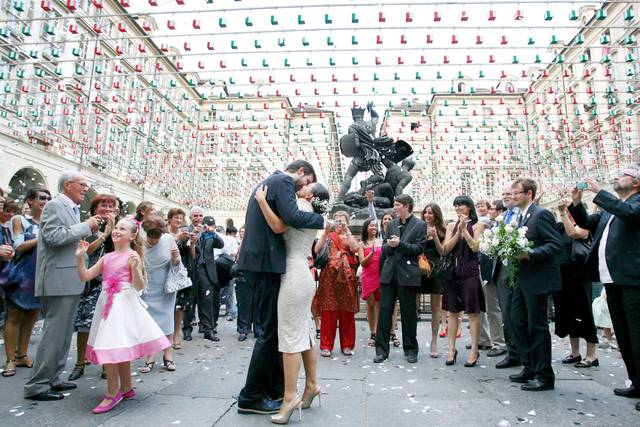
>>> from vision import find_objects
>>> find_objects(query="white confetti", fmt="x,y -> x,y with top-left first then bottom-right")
15,412 -> 24,417
63,393 -> 71,397
461,390 -> 467,393
9,409 -> 17,413
403,409 -> 411,413
576,399 -> 584,403
171,421 -> 181,425
498,420 -> 511,427
502,400 -> 511,405
528,410 -> 536,416
586,414 -> 595,417
335,415 -> 342,418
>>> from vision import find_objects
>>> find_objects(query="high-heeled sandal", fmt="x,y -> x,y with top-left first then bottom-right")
138,360 -> 155,373
439,325 -> 447,338
301,387 -> 322,409
464,351 -> 480,368
68,363 -> 85,381
270,397 -> 302,424
15,354 -> 33,368
445,349 -> 458,366
2,360 -> 16,377
163,357 -> 176,371
368,334 -> 376,347
390,334 -> 401,348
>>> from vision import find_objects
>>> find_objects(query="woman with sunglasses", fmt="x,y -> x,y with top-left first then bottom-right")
2,188 -> 50,377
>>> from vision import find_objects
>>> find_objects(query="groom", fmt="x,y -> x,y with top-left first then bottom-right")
237,160 -> 325,414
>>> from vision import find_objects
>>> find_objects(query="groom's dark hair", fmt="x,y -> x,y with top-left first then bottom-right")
285,160 -> 317,183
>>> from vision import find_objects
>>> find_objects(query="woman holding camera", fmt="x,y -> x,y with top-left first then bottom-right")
312,211 -> 359,357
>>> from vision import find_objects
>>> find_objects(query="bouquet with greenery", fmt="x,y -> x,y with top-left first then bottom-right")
478,216 -> 533,287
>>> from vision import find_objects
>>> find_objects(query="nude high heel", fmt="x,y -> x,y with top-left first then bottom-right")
270,397 -> 302,425
301,387 -> 322,409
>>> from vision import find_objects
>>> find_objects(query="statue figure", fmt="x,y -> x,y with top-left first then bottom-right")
334,102 -> 415,213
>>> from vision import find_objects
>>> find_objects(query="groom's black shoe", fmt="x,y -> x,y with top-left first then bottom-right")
237,397 -> 281,415
373,354 -> 388,363
183,329 -> 192,341
204,332 -> 220,342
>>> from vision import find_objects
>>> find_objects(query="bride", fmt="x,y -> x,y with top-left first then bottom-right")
254,182 -> 330,425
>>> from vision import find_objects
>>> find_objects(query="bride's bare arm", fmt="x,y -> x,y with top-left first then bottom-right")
255,185 -> 288,234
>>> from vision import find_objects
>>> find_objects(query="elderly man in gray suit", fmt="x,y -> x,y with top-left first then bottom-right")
24,171 -> 101,401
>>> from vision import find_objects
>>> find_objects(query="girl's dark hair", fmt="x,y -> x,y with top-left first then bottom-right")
360,218 -> 379,242
89,193 -> 118,216
309,183 -> 330,214
492,199 -> 506,212
421,203 -> 446,239
453,195 -> 478,225
25,187 -> 51,206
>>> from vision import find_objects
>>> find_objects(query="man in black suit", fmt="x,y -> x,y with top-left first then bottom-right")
374,194 -> 427,364
182,206 -> 204,341
193,216 -> 225,342
236,160 -> 325,415
508,177 -> 563,391
567,164 -> 640,410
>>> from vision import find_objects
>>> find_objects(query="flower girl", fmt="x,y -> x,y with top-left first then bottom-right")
76,218 -> 170,414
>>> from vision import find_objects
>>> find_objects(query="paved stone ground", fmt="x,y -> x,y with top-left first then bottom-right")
0,317 -> 638,427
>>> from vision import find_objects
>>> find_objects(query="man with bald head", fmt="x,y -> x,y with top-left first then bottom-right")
25,171 -> 101,401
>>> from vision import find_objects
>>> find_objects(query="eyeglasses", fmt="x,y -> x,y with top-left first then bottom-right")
38,195 -> 51,201
71,181 -> 89,189
501,192 -> 512,196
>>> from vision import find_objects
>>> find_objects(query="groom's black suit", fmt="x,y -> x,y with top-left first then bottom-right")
237,171 -> 323,406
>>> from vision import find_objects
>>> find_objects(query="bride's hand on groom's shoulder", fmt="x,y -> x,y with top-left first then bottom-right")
255,185 -> 268,203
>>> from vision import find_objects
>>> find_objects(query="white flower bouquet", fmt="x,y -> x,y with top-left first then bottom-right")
478,216 -> 533,287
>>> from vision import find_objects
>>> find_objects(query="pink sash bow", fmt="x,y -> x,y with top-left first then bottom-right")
102,277 -> 123,320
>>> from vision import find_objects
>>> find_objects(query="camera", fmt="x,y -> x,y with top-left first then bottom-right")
576,181 -> 588,191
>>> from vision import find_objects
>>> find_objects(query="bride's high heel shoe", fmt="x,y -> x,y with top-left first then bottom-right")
270,397 -> 302,425
301,387 -> 322,409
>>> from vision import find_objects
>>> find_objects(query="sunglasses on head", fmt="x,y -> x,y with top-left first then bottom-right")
38,195 -> 52,201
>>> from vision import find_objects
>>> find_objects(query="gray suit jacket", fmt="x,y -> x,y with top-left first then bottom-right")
35,195 -> 93,297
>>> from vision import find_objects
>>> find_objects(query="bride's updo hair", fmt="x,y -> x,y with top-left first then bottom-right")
310,183 -> 331,214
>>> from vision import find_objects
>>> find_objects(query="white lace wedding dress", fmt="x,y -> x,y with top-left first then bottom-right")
277,198 -> 318,353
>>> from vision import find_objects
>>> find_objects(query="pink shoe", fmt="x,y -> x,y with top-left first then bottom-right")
122,388 -> 136,400
92,391 -> 123,414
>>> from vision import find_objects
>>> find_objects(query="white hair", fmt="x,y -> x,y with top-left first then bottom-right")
58,171 -> 84,192
190,206 -> 204,216
626,164 -> 640,181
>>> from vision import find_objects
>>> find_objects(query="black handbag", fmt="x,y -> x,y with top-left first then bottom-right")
571,238 -> 591,264
313,237 -> 330,269
433,253 -> 454,281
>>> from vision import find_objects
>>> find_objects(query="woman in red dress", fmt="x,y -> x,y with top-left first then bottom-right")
312,211 -> 359,357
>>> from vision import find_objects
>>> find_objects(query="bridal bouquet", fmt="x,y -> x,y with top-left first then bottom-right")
478,216 -> 533,287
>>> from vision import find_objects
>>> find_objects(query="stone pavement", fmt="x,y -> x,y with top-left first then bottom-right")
0,318 -> 638,427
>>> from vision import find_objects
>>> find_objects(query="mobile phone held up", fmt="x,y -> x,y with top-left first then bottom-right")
576,181 -> 588,191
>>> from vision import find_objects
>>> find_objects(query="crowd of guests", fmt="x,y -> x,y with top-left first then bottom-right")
0,171 -> 244,414
1,161 -> 639,419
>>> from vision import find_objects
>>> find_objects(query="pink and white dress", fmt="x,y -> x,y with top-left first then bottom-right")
85,250 -> 170,364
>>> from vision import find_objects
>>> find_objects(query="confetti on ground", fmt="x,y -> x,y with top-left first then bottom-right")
528,410 -> 536,416
503,400 -> 511,405
15,412 -> 24,417
498,420 -> 511,427
171,421 -> 181,424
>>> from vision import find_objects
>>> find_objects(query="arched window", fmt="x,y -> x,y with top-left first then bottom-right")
457,82 -> 466,93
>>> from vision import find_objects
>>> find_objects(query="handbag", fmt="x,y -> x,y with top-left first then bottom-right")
418,254 -> 433,277
571,238 -> 591,264
164,260 -> 192,294
313,237 -> 330,269
433,253 -> 454,281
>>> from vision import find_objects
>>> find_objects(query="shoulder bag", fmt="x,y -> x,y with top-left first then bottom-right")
164,260 -> 192,294
418,254 -> 433,277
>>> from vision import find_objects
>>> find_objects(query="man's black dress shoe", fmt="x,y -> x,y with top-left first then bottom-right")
51,382 -> 77,392
521,379 -> 554,391
183,330 -> 192,341
204,332 -> 220,342
406,354 -> 418,363
614,385 -> 640,398
26,389 -> 64,401
509,369 -> 535,383
238,333 -> 247,342
496,358 -> 520,369
237,397 -> 281,415
373,354 -> 387,363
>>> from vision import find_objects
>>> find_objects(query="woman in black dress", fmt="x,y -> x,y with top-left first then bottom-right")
420,203 -> 447,358
442,196 -> 486,367
554,200 -> 599,367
